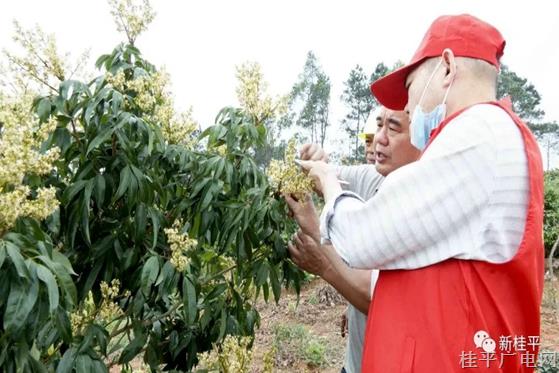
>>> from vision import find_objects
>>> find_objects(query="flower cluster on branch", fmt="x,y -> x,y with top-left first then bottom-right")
267,139 -> 314,201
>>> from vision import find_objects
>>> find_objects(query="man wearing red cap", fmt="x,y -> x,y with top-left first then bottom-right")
298,14 -> 544,372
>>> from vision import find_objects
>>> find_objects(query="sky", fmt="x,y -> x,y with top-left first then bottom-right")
2,0 -> 559,167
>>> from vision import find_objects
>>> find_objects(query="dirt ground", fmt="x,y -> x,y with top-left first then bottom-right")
114,278 -> 559,372
251,279 -> 348,373
541,279 -> 559,352
250,278 -> 559,372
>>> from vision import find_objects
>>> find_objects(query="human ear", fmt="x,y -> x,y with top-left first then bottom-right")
441,48 -> 457,87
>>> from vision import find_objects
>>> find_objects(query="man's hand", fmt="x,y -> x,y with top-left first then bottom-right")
288,229 -> 332,277
284,194 -> 320,241
299,143 -> 328,162
297,160 -> 342,201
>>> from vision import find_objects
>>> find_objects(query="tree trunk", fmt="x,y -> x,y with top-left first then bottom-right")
321,111 -> 329,148
312,116 -> 316,144
355,116 -> 360,161
549,234 -> 559,280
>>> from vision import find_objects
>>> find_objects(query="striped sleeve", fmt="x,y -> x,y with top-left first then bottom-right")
320,108 -> 506,270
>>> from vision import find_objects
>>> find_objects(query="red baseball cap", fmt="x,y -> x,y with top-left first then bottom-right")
370,14 -> 506,110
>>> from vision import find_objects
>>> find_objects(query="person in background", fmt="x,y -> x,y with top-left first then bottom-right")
285,106 -> 420,373
359,109 -> 379,165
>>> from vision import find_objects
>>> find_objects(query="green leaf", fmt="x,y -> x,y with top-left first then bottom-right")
262,282 -> 269,303
135,203 -> 147,242
37,251 -> 77,307
82,180 -> 94,245
255,262 -> 269,286
4,277 -> 39,333
86,127 -> 113,155
36,264 -> 60,313
214,158 -> 225,179
6,241 -> 29,278
269,264 -> 281,303
85,114 -> 127,155
90,324 -> 110,355
59,80 -> 89,100
190,177 -> 212,199
183,277 -> 197,324
82,262 -> 103,300
52,250 -> 77,276
115,166 -> 132,200
119,332 -> 147,363
111,90 -> 123,113
148,208 -> 160,250
37,98 -> 52,122
84,87 -> 110,125
191,212 -> 201,238
55,307 -> 72,343
155,261 -> 172,286
205,283 -> 227,301
56,347 -> 77,373
0,241 -> 6,269
37,255 -> 77,307
141,256 -> 160,296
218,308 -> 227,339
27,355 -> 48,373
62,180 -> 87,204
94,174 -> 106,207
95,53 -> 110,69
200,183 -> 216,211
55,267 -> 77,308
91,359 -> 108,373
76,354 -> 94,373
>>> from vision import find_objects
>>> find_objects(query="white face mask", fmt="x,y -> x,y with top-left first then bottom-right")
409,58 -> 454,150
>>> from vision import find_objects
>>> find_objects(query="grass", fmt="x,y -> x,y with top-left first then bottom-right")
272,322 -> 330,368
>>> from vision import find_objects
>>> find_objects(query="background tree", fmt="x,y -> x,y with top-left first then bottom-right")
290,51 -> 331,147
497,64 -> 559,170
544,170 -> 559,274
536,121 -> 559,171
339,62 -> 400,163
497,64 -> 545,124
340,65 -> 373,160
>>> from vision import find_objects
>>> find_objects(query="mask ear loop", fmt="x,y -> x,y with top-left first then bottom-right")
442,77 -> 454,105
417,58 -> 444,107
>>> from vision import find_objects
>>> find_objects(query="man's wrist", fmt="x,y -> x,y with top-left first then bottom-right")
307,221 -> 321,243
319,259 -> 336,281
320,244 -> 341,280
322,171 -> 343,202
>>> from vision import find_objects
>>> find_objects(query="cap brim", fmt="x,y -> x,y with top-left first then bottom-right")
370,60 -> 423,111
358,133 -> 373,140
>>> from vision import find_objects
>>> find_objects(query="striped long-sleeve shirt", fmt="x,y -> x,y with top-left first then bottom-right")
320,104 -> 529,270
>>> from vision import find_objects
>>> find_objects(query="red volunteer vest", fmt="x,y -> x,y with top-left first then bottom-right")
361,101 -> 544,372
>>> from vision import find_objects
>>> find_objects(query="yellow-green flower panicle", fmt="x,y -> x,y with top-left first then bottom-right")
266,139 -> 314,201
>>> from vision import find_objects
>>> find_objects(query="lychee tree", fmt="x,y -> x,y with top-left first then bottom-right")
0,1 -> 308,371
